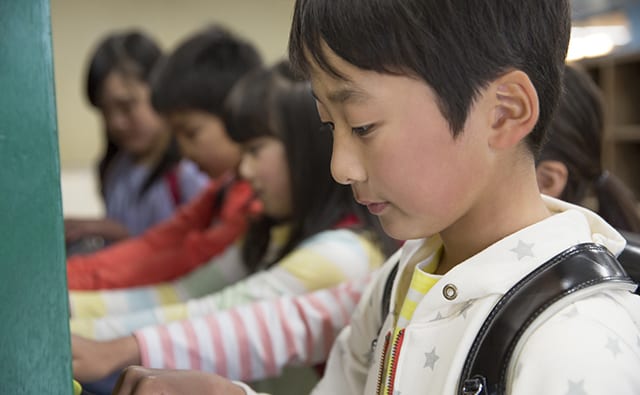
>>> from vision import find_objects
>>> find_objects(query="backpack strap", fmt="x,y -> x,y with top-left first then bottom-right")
458,242 -> 634,395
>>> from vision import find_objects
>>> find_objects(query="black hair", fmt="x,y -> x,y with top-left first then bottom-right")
85,30 -> 180,200
538,65 -> 640,232
151,25 -> 263,117
289,0 -> 571,154
224,61 -> 394,271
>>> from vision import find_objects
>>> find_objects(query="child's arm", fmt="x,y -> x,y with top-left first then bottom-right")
68,244 -> 248,320
133,276 -> 368,381
64,218 -> 130,243
72,278 -> 367,384
70,229 -> 383,339
66,179 -> 253,290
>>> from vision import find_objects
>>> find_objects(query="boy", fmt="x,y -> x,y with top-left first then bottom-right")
113,1 -> 640,394
67,25 -> 263,291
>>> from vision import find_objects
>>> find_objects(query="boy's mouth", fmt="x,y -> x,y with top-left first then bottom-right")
365,202 -> 388,215
356,198 -> 389,215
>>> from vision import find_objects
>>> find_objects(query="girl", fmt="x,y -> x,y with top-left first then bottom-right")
536,64 -> 640,232
65,30 -> 208,250
69,62 -> 391,340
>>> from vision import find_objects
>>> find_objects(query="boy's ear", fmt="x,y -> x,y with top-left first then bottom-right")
536,160 -> 568,198
488,70 -> 539,150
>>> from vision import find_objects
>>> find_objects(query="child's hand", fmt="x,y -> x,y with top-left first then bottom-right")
72,334 -> 140,383
113,366 -> 246,395
64,218 -> 129,243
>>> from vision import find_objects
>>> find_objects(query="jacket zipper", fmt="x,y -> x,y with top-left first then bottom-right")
375,332 -> 391,395
386,328 -> 406,395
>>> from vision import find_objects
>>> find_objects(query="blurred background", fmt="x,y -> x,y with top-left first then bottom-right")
53,0 -> 640,217
52,0 -> 295,216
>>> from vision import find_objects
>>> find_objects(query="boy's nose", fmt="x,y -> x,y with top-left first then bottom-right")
330,132 -> 366,185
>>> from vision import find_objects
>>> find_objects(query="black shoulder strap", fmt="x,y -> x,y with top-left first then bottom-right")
458,242 -> 635,395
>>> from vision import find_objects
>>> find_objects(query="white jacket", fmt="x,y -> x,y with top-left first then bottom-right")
240,197 -> 640,394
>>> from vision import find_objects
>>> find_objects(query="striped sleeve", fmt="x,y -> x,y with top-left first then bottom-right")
68,244 -> 247,319
133,275 -> 371,382
70,229 -> 384,340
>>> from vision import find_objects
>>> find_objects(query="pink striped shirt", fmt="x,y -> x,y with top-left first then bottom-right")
133,274 -> 371,382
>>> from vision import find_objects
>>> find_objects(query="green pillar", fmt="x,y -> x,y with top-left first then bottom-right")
0,0 -> 72,394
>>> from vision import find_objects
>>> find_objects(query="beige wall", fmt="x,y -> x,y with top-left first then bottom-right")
52,0 -> 295,169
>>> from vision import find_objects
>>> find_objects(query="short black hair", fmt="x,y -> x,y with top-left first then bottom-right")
223,61 -> 394,271
151,25 -> 263,116
289,0 -> 571,154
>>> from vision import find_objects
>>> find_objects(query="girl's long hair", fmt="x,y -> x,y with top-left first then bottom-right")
223,61 -> 394,271
86,30 -> 180,199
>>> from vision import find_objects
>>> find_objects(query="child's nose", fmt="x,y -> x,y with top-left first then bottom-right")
330,131 -> 366,185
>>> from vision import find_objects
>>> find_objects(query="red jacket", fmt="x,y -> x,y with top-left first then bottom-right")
67,174 -> 260,290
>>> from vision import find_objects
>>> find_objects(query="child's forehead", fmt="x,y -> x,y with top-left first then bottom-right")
306,42 -> 430,105
307,53 -> 379,105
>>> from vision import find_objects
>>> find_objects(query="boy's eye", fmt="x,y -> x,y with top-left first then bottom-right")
352,124 -> 374,136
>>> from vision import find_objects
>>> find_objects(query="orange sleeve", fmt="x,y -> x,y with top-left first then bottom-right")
66,177 -> 257,290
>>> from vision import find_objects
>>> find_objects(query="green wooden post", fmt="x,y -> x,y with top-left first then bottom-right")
0,0 -> 72,394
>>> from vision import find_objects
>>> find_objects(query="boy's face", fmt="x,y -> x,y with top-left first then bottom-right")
166,110 -> 242,178
309,47 -> 495,241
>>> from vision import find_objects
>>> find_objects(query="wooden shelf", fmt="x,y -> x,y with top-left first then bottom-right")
612,125 -> 640,142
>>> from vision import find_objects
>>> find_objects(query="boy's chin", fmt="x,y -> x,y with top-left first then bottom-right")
379,216 -> 434,241
378,217 -> 409,241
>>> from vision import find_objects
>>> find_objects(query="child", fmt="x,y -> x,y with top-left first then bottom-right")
536,65 -> 640,232
70,62 -> 389,340
75,62 -> 640,392
65,30 -> 209,249
66,26 -> 263,290
112,1 -> 640,394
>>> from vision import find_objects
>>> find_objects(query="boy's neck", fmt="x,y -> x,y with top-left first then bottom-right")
435,164 -> 551,276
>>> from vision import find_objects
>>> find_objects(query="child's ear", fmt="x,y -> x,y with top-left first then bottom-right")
488,70 -> 539,150
536,160 -> 568,198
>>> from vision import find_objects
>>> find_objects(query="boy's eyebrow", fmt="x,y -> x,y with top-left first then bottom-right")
312,87 -> 369,105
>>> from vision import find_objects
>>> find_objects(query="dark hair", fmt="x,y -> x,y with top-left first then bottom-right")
151,25 -> 263,117
289,0 -> 571,154
85,30 -> 180,199
538,65 -> 640,232
224,61 -> 394,271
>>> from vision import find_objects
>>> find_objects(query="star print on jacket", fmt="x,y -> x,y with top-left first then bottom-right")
423,348 -> 439,370
510,240 -> 535,260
